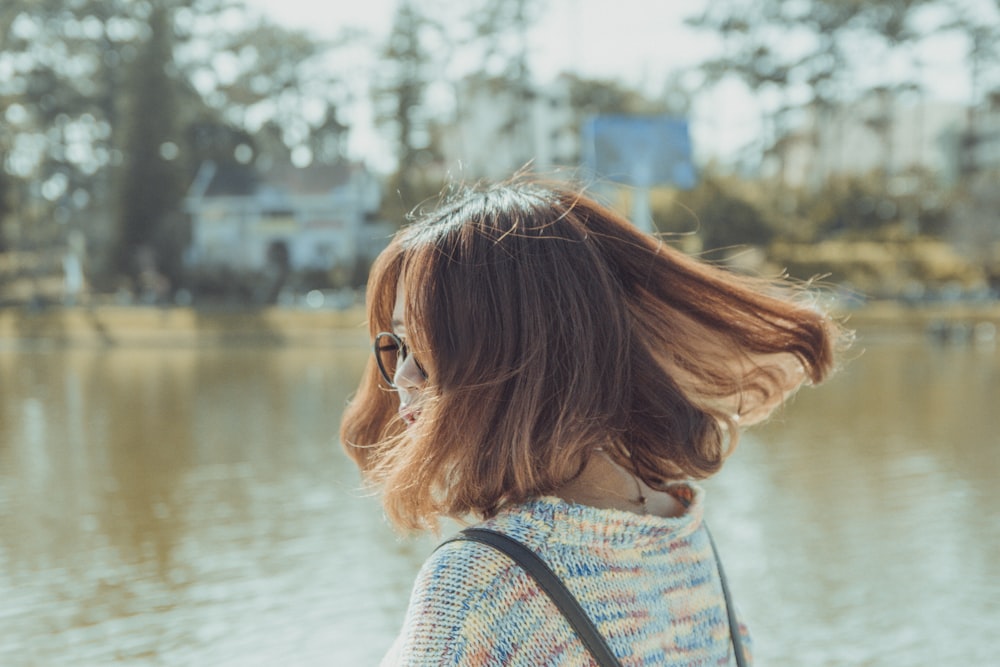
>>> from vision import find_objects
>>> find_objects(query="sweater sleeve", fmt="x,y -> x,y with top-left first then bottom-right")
381,540 -> 595,667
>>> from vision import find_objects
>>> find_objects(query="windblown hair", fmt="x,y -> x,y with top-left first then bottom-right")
340,178 -> 845,530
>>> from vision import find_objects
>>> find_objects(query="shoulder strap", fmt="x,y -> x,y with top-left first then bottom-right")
443,528 -> 623,667
704,526 -> 749,667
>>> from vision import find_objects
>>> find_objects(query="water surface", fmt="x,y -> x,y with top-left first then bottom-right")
0,336 -> 996,666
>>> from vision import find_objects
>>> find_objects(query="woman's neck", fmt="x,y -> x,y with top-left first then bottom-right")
553,450 -> 685,519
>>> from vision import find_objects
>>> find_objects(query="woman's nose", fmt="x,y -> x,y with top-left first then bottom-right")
393,354 -> 426,390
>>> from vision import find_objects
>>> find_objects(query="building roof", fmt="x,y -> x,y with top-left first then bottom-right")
257,162 -> 353,195
203,163 -> 258,197
190,161 -> 358,200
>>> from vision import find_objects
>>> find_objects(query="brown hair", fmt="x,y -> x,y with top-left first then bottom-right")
340,178 -> 844,530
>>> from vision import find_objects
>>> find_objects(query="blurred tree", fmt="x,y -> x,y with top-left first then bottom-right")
0,154 -> 9,251
688,0 -> 809,183
464,0 -> 542,81
0,0 -> 136,249
566,74 -> 671,116
112,4 -> 185,289
185,119 -> 258,167
374,0 -> 445,209
941,6 -> 1000,176
687,0 -> 935,185
0,0 -> 358,294
461,0 -> 545,168
800,176 -> 901,239
195,18 -> 354,167
309,107 -> 350,164
655,175 -> 776,251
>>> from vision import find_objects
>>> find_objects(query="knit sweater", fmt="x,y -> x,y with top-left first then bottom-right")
381,483 -> 752,666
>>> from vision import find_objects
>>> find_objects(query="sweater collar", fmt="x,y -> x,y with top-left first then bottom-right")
483,482 -> 704,550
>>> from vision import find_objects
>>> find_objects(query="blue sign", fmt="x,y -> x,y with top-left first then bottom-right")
582,115 -> 697,189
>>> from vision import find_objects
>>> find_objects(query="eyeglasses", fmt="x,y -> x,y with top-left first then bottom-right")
373,332 -> 427,388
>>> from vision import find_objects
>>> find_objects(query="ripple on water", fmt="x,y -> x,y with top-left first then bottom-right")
0,342 -> 996,665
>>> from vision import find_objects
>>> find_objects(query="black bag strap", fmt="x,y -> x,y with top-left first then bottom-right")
445,528 -> 623,667
705,526 -> 749,667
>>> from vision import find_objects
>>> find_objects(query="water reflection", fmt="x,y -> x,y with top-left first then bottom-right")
705,337 -> 999,666
0,341 -> 427,666
0,336 -> 996,665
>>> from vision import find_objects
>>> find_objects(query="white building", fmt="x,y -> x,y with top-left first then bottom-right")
183,161 -> 387,274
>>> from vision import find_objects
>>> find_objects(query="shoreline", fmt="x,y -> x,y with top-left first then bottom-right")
0,305 -> 372,347
1,302 -> 998,347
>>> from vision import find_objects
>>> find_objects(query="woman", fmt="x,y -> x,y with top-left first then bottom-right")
341,178 -> 843,666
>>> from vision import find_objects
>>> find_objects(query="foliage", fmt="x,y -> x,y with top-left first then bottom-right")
378,169 -> 450,230
567,75 -> 673,116
373,0 -> 447,209
111,5 -> 185,286
791,170 -> 956,241
642,167 -> 985,295
0,160 -> 9,249
688,0 -> 1000,183
770,237 -> 987,296
187,16 -> 353,167
652,175 -> 777,251
373,0 -> 555,198
0,0 -> 355,292
1,0 -> 995,303
644,164 -> 963,255
463,0 -> 543,81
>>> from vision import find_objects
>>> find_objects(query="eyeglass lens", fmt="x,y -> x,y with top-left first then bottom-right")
374,332 -> 403,386
374,332 -> 426,387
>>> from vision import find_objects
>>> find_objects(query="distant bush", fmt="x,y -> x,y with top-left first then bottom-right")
770,238 -> 987,297
648,169 -> 955,248
651,175 -> 777,251
792,171 -> 953,241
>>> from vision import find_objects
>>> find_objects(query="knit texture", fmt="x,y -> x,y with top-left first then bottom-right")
381,483 -> 752,666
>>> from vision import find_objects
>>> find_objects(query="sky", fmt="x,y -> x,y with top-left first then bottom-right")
240,0 -> 977,171
240,0 -> 715,81
236,0 -> 748,168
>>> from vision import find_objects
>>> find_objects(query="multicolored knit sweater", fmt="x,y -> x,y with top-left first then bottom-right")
381,483 -> 752,666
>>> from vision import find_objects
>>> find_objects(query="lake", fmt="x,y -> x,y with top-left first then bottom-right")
0,333 -> 996,666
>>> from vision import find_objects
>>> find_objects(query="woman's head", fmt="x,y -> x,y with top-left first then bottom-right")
341,178 -> 843,530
